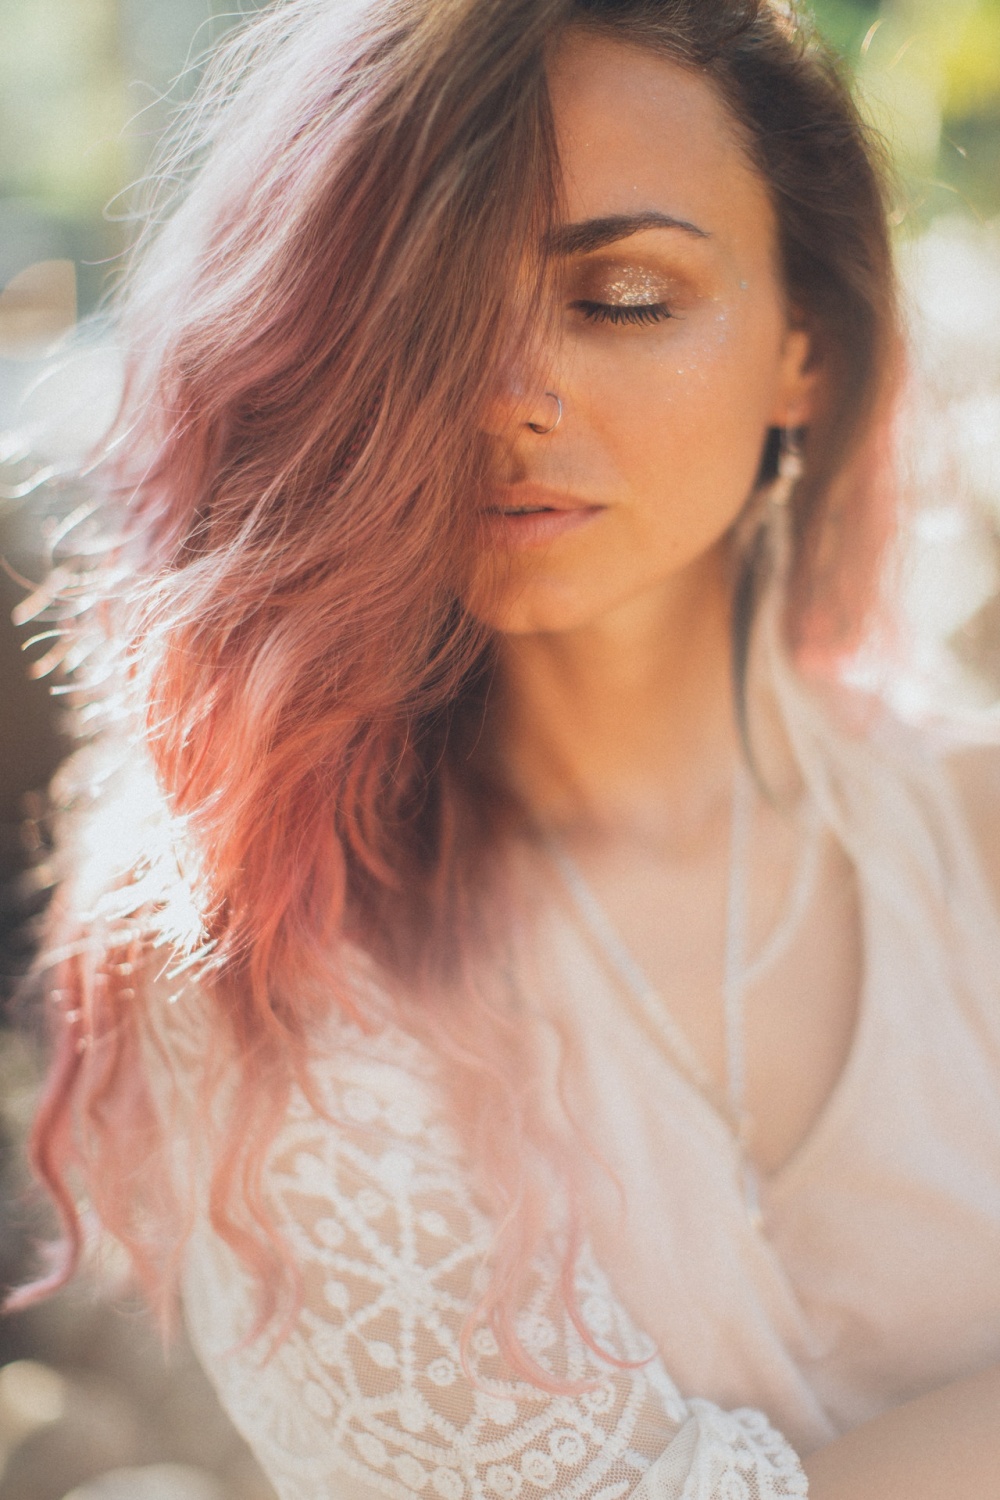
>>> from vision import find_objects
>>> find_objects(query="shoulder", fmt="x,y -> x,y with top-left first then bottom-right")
137,940 -> 461,1185
295,999 -> 469,1179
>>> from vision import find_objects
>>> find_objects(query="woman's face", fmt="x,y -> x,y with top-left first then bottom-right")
473,30 -> 819,636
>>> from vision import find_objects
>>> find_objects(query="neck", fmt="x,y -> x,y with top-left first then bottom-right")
494,542 -> 741,844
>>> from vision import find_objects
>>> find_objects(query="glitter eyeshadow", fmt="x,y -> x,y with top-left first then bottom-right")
597,267 -> 669,305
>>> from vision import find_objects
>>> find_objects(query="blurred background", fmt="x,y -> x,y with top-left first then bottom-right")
0,1 -> 998,1497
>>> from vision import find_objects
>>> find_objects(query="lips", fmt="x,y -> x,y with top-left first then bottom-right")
494,484 -> 593,515
487,485 -> 605,548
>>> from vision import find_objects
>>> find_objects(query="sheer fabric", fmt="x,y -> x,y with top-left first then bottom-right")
160,596 -> 1000,1498
177,1016 -> 808,1500
525,827 -> 1000,1451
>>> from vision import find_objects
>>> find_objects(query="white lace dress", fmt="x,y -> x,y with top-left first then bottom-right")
178,1006 -> 808,1500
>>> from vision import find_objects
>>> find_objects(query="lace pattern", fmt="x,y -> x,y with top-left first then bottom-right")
178,1015 -> 808,1500
635,1405 -> 812,1500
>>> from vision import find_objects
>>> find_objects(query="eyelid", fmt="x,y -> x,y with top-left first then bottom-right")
571,299 -> 674,327
568,259 -> 678,308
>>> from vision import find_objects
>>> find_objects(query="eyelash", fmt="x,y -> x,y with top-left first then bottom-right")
572,300 -> 674,326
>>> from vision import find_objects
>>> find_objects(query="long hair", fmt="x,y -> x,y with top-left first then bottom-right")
16,0 -> 901,1378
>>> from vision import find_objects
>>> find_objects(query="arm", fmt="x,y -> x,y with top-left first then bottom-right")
804,1364 -> 1000,1500
178,1016 -> 807,1500
165,996 -> 1000,1500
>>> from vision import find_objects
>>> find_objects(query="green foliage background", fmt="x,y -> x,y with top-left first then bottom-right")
0,0 -> 998,313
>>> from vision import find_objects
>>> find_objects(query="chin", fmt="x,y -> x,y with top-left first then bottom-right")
475,581 -> 627,637
465,561 -> 584,636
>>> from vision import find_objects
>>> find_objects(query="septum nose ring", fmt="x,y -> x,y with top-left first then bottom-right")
527,392 -> 562,435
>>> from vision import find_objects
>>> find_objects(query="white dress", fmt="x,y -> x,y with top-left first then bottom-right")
176,1002 -> 809,1500
164,640 -> 1000,1500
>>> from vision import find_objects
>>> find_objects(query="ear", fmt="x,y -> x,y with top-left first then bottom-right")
770,318 -> 823,430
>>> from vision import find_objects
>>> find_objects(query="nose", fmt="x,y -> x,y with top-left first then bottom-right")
527,392 -> 562,435
483,382 -> 564,441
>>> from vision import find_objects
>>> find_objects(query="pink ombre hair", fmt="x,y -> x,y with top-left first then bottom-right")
16,0 -> 901,1380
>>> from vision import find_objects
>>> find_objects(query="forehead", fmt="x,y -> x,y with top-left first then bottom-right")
547,30 -> 777,260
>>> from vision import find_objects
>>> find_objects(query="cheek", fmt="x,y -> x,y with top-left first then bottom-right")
595,307 -> 782,539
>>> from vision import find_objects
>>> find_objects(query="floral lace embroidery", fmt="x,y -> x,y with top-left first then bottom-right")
178,1018 -> 808,1500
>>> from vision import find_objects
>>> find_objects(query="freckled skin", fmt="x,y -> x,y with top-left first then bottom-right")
476,31 -> 817,635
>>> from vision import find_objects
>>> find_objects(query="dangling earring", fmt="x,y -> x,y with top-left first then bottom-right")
769,426 -> 804,511
734,425 -> 805,561
731,427 -> 805,763
761,426 -> 804,580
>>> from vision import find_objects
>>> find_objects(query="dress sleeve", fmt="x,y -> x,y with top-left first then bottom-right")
179,1019 -> 808,1500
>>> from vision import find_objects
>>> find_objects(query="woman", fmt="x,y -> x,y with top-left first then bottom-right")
17,0 -> 1000,1495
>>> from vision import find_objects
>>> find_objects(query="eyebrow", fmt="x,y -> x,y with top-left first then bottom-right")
548,210 -> 711,257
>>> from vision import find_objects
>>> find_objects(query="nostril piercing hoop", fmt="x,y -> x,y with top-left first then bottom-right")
527,392 -> 562,435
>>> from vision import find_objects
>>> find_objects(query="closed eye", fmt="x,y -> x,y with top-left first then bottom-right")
572,300 -> 674,327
